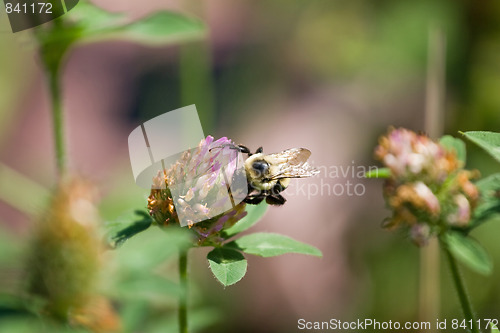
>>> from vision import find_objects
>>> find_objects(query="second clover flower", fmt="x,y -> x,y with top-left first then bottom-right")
375,128 -> 479,246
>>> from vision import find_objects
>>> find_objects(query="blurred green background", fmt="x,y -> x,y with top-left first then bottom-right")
1,0 -> 500,332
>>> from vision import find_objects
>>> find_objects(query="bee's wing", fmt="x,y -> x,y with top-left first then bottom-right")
265,148 -> 311,165
266,148 -> 319,179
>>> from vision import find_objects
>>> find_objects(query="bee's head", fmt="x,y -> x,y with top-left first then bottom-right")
244,154 -> 270,180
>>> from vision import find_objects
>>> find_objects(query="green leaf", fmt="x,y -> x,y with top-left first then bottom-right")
114,12 -> 206,45
461,131 -> 500,164
0,294 -> 34,319
0,163 -> 49,215
106,210 -> 153,248
491,322 -> 500,333
440,135 -> 466,163
68,0 -> 124,33
444,232 -> 492,275
365,167 -> 391,178
471,203 -> 500,230
469,173 -> 500,229
113,227 -> 191,271
113,274 -> 181,301
475,173 -> 500,194
70,2 -> 206,46
228,232 -> 322,258
120,302 -> 149,333
207,248 -> 247,286
105,227 -> 191,302
223,202 -> 268,237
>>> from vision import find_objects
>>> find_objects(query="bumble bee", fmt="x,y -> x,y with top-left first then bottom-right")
235,145 -> 319,205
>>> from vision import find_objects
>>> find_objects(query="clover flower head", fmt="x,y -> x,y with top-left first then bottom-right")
27,177 -> 121,331
148,136 -> 248,245
375,127 -> 459,183
375,128 -> 479,246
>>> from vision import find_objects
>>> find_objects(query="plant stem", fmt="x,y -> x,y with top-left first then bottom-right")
425,26 -> 446,139
48,66 -> 66,176
180,41 -> 215,134
444,245 -> 480,333
420,26 -> 446,328
179,248 -> 188,333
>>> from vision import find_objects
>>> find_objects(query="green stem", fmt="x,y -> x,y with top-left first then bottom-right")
48,66 -> 65,176
180,42 -> 216,134
444,244 -> 480,333
178,248 -> 188,333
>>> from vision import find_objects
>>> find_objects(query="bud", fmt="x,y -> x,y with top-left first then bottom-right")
447,194 -> 471,227
26,177 -> 120,332
410,223 -> 431,247
375,128 -> 459,183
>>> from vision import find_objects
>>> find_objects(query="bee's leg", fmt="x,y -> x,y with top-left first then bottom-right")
235,145 -> 263,156
237,145 -> 251,155
244,189 -> 266,205
244,195 -> 266,205
265,194 -> 286,206
270,182 -> 285,196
